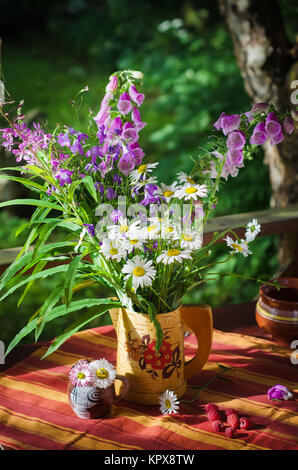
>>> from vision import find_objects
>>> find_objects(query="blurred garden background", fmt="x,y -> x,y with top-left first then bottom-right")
0,0 -> 297,347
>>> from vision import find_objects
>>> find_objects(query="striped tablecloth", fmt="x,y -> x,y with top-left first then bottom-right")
0,325 -> 297,450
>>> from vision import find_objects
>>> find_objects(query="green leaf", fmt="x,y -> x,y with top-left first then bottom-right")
0,264 -> 69,302
17,259 -> 48,307
5,297 -> 115,357
82,175 -> 98,202
64,254 -> 83,308
0,199 -> 64,211
35,284 -> 65,341
41,299 -> 121,358
32,219 -> 62,259
0,174 -> 46,192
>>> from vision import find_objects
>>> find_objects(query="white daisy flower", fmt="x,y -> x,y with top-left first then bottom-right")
159,182 -> 178,202
245,218 -> 261,242
175,183 -> 208,201
156,248 -> 192,265
108,217 -> 141,241
180,230 -> 202,250
142,222 -> 161,240
120,235 -> 144,253
159,389 -> 180,415
225,235 -> 252,257
130,162 -> 159,183
134,175 -> 158,191
177,171 -> 196,185
101,238 -> 127,262
122,255 -> 156,290
89,358 -> 116,389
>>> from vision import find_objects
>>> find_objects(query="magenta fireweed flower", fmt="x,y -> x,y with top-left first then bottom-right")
283,115 -> 294,135
250,122 -> 267,145
55,169 -> 73,186
117,91 -> 132,115
57,133 -> 71,147
226,130 -> 246,150
129,84 -> 145,106
106,74 -> 118,92
132,106 -> 147,131
267,385 -> 293,401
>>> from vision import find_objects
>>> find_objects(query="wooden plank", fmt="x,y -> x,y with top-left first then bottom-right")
203,205 -> 298,245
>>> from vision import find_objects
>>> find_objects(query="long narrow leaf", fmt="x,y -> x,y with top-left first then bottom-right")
64,254 -> 83,308
35,284 -> 65,341
5,297 -> 116,357
0,174 -> 46,192
17,259 -> 48,307
0,199 -> 64,211
42,299 -> 121,358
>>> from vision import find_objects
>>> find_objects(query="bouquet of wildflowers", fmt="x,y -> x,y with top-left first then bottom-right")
0,70 -> 295,357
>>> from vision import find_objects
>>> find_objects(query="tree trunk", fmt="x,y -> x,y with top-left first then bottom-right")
219,0 -> 298,265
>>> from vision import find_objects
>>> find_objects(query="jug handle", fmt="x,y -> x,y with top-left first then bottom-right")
114,374 -> 129,402
181,304 -> 213,379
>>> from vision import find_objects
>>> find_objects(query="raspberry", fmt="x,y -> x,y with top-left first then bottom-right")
225,426 -> 237,438
225,408 -> 237,417
240,417 -> 253,430
212,420 -> 225,432
206,408 -> 221,422
205,403 -> 219,412
227,413 -> 240,430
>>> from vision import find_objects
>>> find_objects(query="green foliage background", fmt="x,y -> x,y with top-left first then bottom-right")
1,0 -> 296,347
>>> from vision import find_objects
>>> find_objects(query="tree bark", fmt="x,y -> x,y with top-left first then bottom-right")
219,0 -> 298,264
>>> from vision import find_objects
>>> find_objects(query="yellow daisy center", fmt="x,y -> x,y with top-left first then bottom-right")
165,399 -> 171,409
148,224 -> 157,232
130,239 -> 139,245
133,266 -> 145,277
167,249 -> 180,257
186,176 -> 195,185
96,368 -> 109,379
163,190 -> 174,198
231,243 -> 243,252
77,372 -> 85,380
119,225 -> 128,233
185,186 -> 197,195
182,233 -> 193,241
166,227 -> 174,233
110,248 -> 118,255
138,164 -> 147,174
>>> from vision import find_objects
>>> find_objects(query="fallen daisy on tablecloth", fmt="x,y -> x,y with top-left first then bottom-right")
159,389 -> 180,415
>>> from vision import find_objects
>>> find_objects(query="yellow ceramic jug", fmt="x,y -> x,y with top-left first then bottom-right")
109,304 -> 213,405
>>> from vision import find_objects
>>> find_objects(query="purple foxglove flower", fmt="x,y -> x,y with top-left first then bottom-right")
107,187 -> 116,201
226,149 -> 244,166
106,75 -> 118,92
129,142 -> 145,163
110,209 -> 123,224
270,130 -> 284,145
94,92 -> 112,129
109,117 -> 123,137
57,133 -> 71,147
226,130 -> 246,150
267,385 -> 293,401
283,115 -> 294,135
117,151 -> 136,175
251,102 -> 270,114
244,111 -> 254,123
117,91 -> 132,115
129,84 -> 145,106
221,114 -> 241,135
55,169 -> 73,186
250,122 -> 267,145
122,122 -> 139,144
265,112 -> 281,138
83,224 -> 95,237
213,112 -> 227,130
132,106 -> 147,131
97,125 -> 106,144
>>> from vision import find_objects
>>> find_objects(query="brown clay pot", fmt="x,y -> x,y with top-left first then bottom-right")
256,277 -> 298,344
